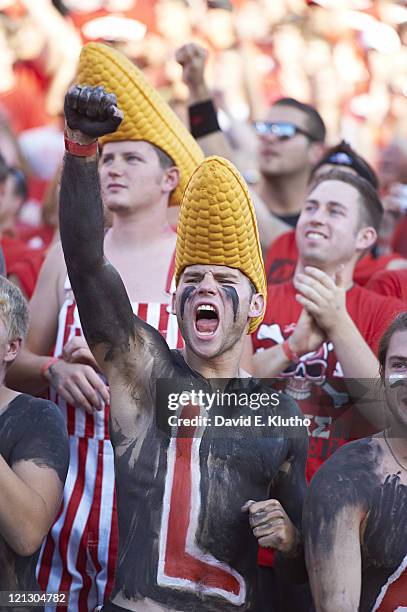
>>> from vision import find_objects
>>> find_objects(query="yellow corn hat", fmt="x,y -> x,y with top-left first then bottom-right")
77,42 -> 204,206
175,156 -> 266,334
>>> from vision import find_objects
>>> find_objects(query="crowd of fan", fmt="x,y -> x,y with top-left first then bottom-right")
0,0 -> 406,302
0,2 -> 406,611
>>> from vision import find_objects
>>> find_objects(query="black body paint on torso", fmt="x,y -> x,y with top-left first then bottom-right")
0,395 -> 69,612
361,472 -> 407,610
304,438 -> 407,612
59,154 -> 307,611
110,349 -> 307,611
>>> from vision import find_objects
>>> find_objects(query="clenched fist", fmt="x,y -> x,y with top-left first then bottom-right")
242,498 -> 301,556
64,85 -> 123,141
175,43 -> 209,102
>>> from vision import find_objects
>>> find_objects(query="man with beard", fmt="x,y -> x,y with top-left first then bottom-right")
58,83 -> 308,611
304,312 -> 407,611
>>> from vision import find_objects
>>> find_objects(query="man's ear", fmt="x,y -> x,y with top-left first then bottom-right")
4,338 -> 22,365
356,226 -> 377,253
249,293 -> 264,319
162,167 -> 180,194
308,142 -> 326,166
171,291 -> 176,315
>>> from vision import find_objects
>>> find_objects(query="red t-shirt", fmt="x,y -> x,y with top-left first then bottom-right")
265,231 -> 406,286
366,269 -> 407,304
252,282 -> 403,482
1,235 -> 46,298
0,65 -> 49,134
17,224 -> 55,251
392,216 -> 407,258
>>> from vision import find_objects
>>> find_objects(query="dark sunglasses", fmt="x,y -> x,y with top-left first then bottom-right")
253,121 -> 318,142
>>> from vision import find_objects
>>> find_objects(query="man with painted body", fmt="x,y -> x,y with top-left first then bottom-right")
6,43 -> 203,610
304,312 -> 407,611
58,83 -> 308,611
0,277 -> 69,611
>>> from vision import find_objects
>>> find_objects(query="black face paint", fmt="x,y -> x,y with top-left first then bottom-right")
180,286 -> 195,319
222,286 -> 239,321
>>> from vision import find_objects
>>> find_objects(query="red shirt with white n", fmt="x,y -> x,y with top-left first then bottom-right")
252,281 -> 403,482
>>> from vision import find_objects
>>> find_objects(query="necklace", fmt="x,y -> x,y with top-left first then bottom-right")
383,429 -> 407,473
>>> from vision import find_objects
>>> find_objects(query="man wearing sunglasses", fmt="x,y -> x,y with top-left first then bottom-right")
253,121 -> 319,143
176,43 -> 326,252
252,103 -> 325,240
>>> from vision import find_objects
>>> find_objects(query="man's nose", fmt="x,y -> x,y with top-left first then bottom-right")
197,273 -> 217,295
309,208 -> 327,225
259,131 -> 280,145
107,158 -> 124,175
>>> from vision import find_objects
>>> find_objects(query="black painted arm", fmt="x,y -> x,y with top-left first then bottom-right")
59,152 -> 137,372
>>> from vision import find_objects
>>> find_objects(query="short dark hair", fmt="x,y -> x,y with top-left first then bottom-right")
273,97 -> 326,143
151,144 -> 175,170
0,154 -> 8,184
378,312 -> 407,382
311,140 -> 379,189
308,169 -> 383,232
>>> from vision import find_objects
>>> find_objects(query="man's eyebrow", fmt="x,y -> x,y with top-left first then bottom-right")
327,201 -> 347,210
123,151 -> 145,158
215,273 -> 239,281
389,354 -> 407,361
305,198 -> 347,211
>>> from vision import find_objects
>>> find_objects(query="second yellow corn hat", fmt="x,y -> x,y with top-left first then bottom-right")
175,156 -> 266,334
77,42 -> 204,206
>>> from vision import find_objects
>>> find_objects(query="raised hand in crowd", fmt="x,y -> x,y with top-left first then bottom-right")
176,42 -> 210,103
64,84 -> 123,143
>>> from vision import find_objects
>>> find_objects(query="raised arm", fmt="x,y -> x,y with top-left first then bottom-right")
175,42 -> 291,252
60,85 -> 157,378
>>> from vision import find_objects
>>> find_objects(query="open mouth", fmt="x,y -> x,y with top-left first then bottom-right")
194,304 -> 220,336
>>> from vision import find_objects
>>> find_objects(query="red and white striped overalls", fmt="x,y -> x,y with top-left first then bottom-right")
37,257 -> 183,611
